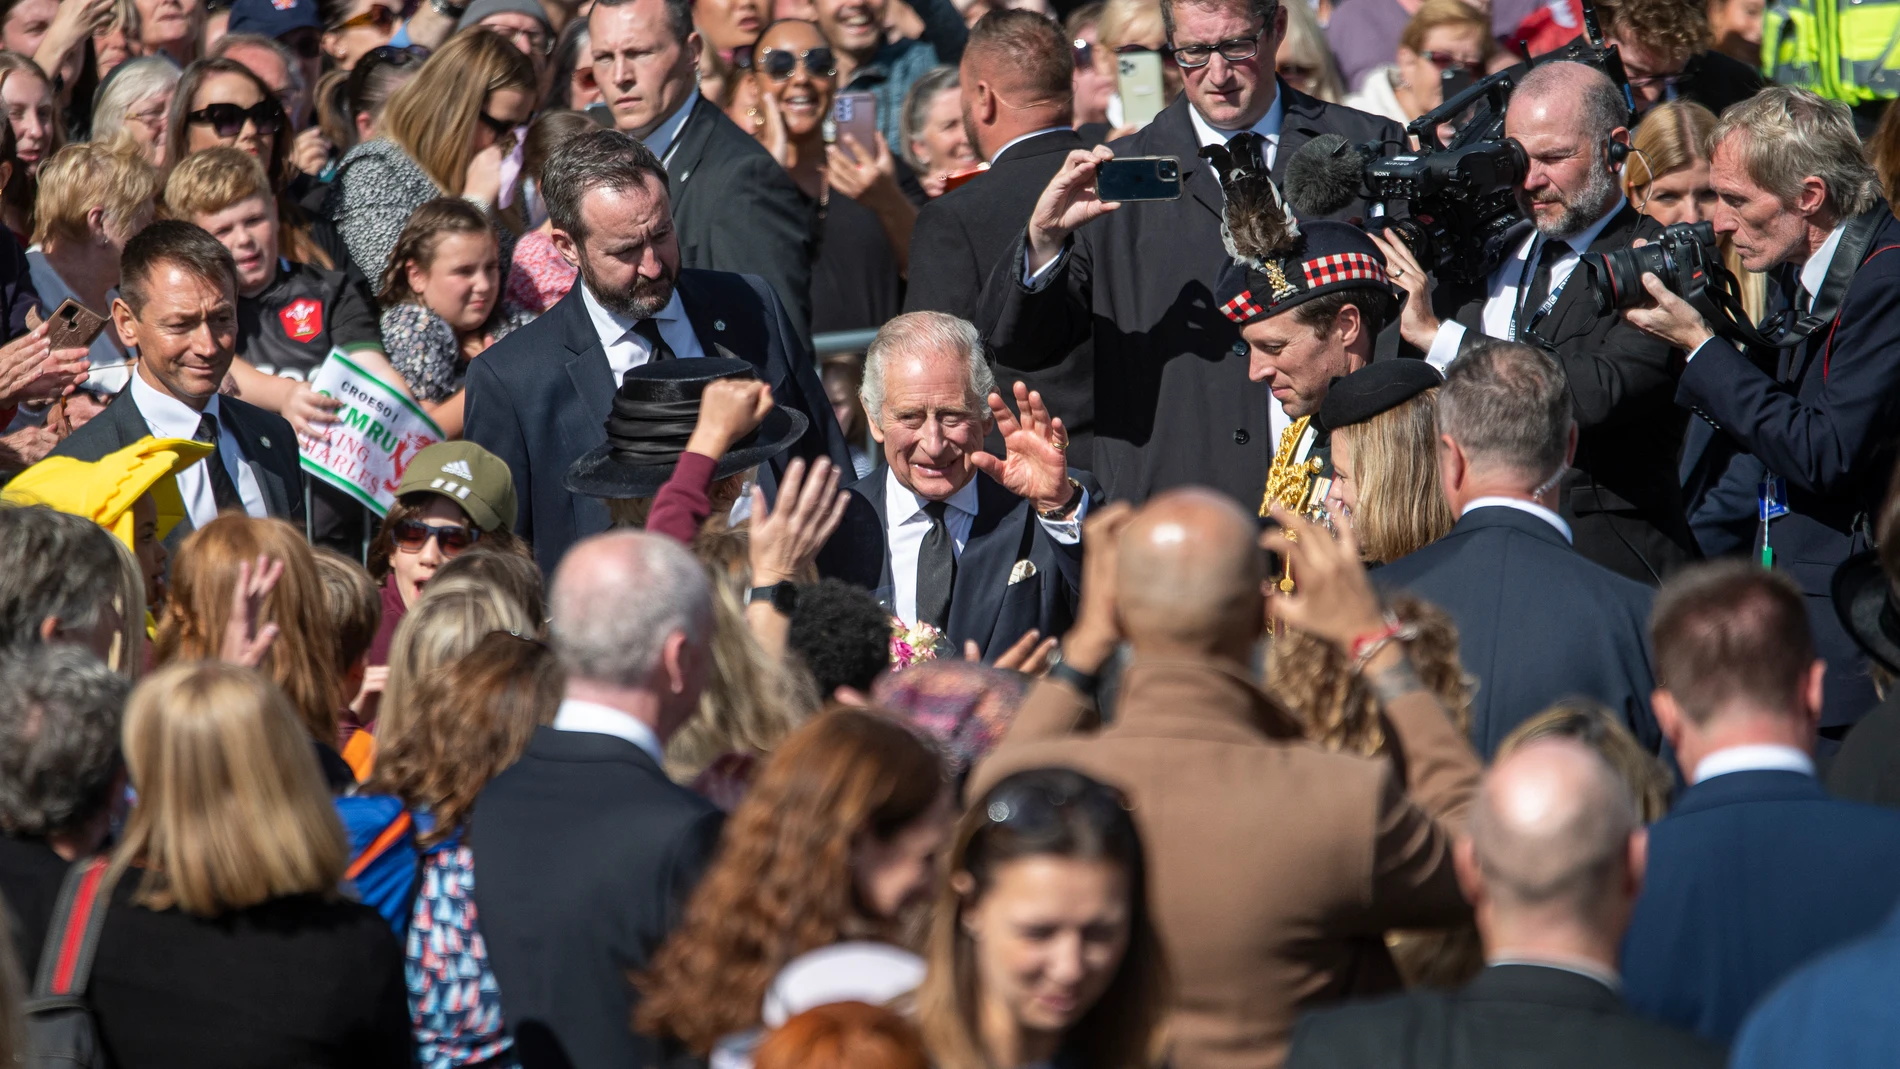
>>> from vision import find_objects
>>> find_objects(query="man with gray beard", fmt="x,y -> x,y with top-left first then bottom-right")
463,127 -> 849,575
1370,61 -> 1696,587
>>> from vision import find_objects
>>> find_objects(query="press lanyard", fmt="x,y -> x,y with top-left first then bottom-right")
1758,474 -> 1788,568
1510,237 -> 1569,342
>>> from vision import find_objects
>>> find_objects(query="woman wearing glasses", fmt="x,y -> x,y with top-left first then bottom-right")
330,28 -> 535,286
321,0 -> 399,70
89,56 -> 179,166
916,767 -> 1169,1069
747,18 -> 906,333
1341,0 -> 1493,138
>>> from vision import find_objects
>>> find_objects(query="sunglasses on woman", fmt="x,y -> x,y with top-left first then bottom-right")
186,100 -> 284,138
982,778 -> 1130,836
1419,50 -> 1477,75
334,3 -> 397,32
758,46 -> 836,80
392,519 -> 482,556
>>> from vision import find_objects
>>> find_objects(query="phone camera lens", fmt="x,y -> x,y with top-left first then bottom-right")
1160,161 -> 1178,179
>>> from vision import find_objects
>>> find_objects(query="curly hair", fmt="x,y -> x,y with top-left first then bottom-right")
1595,0 -> 1710,62
364,631 -> 560,845
636,709 -> 947,1054
788,579 -> 895,696
1264,593 -> 1472,757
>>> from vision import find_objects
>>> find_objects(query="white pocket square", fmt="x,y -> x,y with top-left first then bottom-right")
1008,559 -> 1038,585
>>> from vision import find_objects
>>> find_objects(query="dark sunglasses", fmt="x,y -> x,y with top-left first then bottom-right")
1072,38 -> 1093,68
981,778 -> 1129,838
477,109 -> 526,141
186,100 -> 284,137
1419,50 -> 1476,74
333,3 -> 397,32
392,519 -> 482,556
365,43 -> 429,66
758,46 -> 835,80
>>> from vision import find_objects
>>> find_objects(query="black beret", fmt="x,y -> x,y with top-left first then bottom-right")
1318,359 -> 1444,432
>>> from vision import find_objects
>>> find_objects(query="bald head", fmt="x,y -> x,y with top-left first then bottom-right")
1118,489 -> 1265,650
550,529 -> 712,689
1470,738 -> 1640,918
1510,60 -> 1625,145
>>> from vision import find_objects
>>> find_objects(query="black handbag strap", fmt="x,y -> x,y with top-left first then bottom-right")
30,856 -> 116,999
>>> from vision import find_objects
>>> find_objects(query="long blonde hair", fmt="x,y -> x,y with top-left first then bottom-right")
111,661 -> 347,916
1334,390 -> 1454,565
378,575 -> 539,753
380,29 -> 536,196
154,516 -> 339,743
1625,99 -> 1767,321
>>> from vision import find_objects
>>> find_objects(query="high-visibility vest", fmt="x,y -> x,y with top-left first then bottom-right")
1766,0 -> 1900,103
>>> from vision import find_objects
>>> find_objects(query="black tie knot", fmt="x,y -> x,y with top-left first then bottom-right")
923,500 -> 950,522
194,412 -> 219,443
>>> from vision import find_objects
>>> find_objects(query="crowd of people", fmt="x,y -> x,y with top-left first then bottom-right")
1,0 -> 1900,1065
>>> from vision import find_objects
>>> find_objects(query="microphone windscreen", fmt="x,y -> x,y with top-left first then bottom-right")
1284,133 -> 1367,219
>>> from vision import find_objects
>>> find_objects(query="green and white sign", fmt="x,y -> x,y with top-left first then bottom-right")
299,349 -> 443,516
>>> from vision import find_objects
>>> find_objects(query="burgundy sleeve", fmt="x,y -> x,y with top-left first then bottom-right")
646,450 -> 720,544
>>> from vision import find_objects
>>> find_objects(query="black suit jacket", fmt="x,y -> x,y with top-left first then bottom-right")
51,386 -> 304,542
815,468 -> 1092,660
1675,207 -> 1900,728
470,727 -> 723,1069
906,128 -> 1096,465
975,87 -> 1404,505
462,271 -> 851,576
1421,205 -> 1695,585
666,95 -> 815,346
1286,964 -> 1725,1069
1374,506 -> 1660,759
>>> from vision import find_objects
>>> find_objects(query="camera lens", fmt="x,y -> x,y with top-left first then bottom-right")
1159,160 -> 1179,179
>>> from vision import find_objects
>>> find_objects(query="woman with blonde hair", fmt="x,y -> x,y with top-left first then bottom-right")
1276,0 -> 1345,104
916,767 -> 1168,1069
1624,99 -> 1765,323
154,514 -> 351,787
1316,360 -> 1454,565
330,28 -> 536,284
82,661 -> 409,1066
0,55 -> 63,243
1343,0 -> 1495,132
1094,0 -> 1179,129
639,709 -> 952,1058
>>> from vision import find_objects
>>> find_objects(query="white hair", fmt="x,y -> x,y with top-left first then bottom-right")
859,311 -> 997,424
90,57 -> 182,145
1713,85 -> 1880,218
549,530 -> 712,687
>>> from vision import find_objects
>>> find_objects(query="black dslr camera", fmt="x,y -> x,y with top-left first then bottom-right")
1578,221 -> 1721,313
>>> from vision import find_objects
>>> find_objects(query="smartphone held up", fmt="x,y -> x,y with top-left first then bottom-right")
1094,156 -> 1183,203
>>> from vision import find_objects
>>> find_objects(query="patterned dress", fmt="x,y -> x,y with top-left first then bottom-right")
505,228 -> 577,315
407,834 -> 517,1069
382,301 -> 537,404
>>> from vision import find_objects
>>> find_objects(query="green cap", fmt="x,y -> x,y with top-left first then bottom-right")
395,441 -> 518,532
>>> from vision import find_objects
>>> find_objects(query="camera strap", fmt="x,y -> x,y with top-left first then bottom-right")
1757,204 -> 1889,347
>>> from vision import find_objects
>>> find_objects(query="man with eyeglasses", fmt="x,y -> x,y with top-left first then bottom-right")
1580,0 -> 1762,119
976,0 -> 1401,508
457,0 -> 555,87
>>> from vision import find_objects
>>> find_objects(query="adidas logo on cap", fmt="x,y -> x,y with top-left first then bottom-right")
441,459 -> 474,479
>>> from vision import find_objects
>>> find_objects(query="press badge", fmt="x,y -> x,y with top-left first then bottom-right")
1758,474 -> 1789,568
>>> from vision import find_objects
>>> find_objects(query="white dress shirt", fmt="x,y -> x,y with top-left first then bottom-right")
1691,743 -> 1816,785
884,467 -> 1086,627
1462,495 -> 1572,543
1488,955 -> 1622,993
991,126 -> 1072,167
642,93 -> 697,165
1425,198 -> 1628,370
580,283 -> 707,382
129,371 -> 267,527
1685,221 -> 1847,364
1186,87 -> 1285,161
552,697 -> 666,765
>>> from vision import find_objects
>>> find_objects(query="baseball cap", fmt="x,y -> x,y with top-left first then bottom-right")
396,441 -> 518,532
227,0 -> 321,38
456,0 -> 552,33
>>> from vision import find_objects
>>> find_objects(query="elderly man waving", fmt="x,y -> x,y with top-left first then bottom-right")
816,311 -> 1096,663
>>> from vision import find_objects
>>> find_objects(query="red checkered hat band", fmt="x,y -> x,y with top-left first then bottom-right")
1221,291 -> 1267,323
1302,251 -> 1386,289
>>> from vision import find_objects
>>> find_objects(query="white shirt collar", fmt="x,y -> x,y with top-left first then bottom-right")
1798,221 -> 1849,301
129,366 -> 215,435
887,465 -> 980,524
990,126 -> 1070,166
580,281 -> 686,344
1488,956 -> 1622,993
1188,83 -> 1285,149
1462,496 -> 1573,543
642,92 -> 697,162
1692,743 -> 1815,785
552,697 -> 665,766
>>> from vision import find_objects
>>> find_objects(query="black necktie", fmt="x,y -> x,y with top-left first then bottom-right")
633,318 -> 675,363
1516,239 -> 1568,339
915,501 -> 956,631
194,412 -> 244,513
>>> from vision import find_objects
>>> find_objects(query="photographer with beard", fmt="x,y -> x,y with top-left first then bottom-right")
1374,60 -> 1696,587
463,128 -> 850,575
1625,86 -> 1900,739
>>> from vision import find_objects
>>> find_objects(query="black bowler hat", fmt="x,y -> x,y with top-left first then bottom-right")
1318,359 -> 1444,432
564,356 -> 808,499
1833,551 -> 1900,674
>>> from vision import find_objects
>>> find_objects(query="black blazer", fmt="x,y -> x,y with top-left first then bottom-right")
462,270 -> 851,576
975,87 -> 1403,506
1828,688 -> 1900,809
906,128 -> 1096,464
470,727 -> 724,1069
666,95 -> 815,345
1286,964 -> 1725,1069
1421,205 -> 1696,585
1675,207 -> 1900,729
1374,505 -> 1660,759
51,386 -> 304,542
815,468 -> 1093,660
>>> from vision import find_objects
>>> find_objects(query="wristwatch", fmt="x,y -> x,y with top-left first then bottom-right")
1037,477 -> 1085,521
746,581 -> 799,615
1044,645 -> 1099,695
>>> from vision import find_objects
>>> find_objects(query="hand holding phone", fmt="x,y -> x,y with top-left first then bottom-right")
1094,156 -> 1182,202
831,91 -> 878,162
43,298 -> 107,353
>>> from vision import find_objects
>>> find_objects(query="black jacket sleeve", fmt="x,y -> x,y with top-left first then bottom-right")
902,197 -> 981,316
974,230 -> 1096,374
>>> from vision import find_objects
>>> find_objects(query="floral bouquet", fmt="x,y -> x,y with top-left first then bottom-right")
890,616 -> 950,670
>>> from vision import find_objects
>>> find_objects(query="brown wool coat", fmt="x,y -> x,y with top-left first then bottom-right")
969,656 -> 1482,1069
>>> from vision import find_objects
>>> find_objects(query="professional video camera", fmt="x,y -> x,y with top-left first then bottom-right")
1282,2 -> 1633,285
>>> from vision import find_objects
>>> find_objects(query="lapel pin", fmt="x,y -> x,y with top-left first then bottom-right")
714,319 -> 727,331
259,436 -> 270,448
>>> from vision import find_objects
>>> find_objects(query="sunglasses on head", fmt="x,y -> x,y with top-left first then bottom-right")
758,46 -> 835,80
392,519 -> 482,556
334,3 -> 397,32
186,100 -> 284,137
981,778 -> 1129,838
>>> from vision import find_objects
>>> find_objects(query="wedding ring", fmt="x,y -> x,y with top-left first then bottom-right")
1391,266 -> 1406,279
